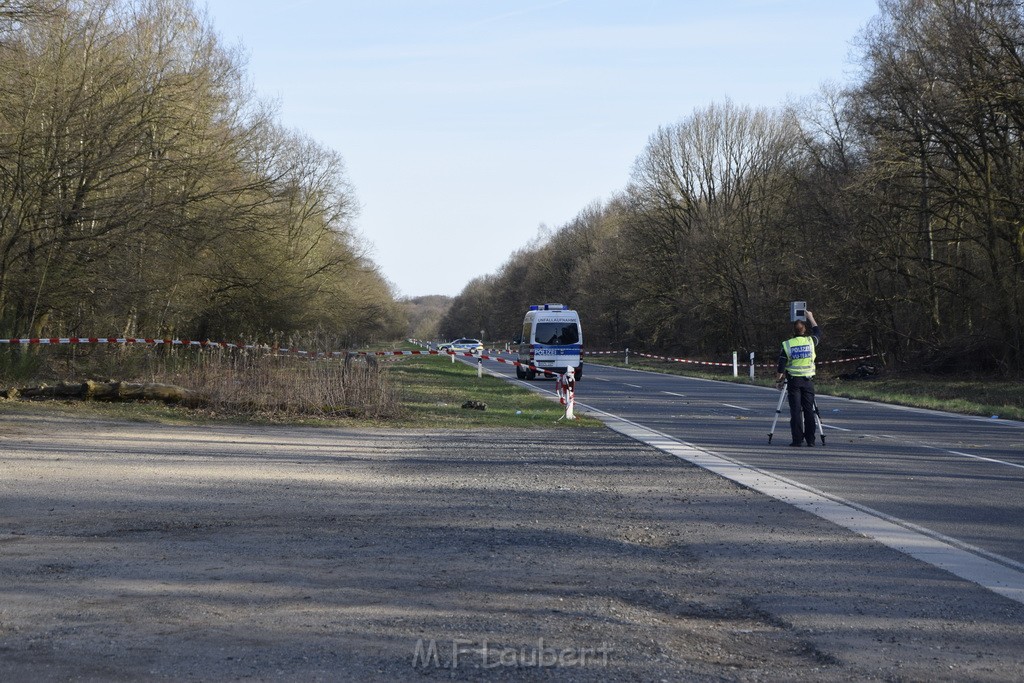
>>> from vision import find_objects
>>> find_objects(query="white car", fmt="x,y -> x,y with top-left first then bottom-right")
446,338 -> 484,354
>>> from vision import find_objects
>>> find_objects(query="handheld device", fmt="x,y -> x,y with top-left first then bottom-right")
790,301 -> 807,322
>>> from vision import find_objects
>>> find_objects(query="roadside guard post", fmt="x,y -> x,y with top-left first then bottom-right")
556,366 -> 577,421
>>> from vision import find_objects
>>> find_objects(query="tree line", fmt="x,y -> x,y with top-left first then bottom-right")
440,0 -> 1024,377
0,0 -> 405,347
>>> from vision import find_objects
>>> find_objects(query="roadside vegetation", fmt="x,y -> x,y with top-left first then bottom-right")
0,1 -> 405,348
6,342 -> 1013,427
0,344 -> 595,428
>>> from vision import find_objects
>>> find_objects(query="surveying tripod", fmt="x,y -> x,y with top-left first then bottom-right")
768,378 -> 825,445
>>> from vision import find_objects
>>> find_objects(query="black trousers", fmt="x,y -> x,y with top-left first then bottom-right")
787,376 -> 816,444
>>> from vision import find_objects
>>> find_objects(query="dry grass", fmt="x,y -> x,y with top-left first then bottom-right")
0,346 -> 403,420
169,353 -> 402,419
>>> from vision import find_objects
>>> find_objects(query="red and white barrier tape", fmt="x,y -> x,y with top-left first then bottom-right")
1,335 -> 876,375
746,353 -> 878,368
636,352 -> 735,367
0,335 -> 576,387
0,336 -> 264,350
585,349 -> 878,369
0,335 -> 368,360
816,354 -> 877,365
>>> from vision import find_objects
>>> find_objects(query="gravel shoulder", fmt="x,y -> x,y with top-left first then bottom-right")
1,408 -> 1022,681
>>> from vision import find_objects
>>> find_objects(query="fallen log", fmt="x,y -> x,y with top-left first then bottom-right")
2,381 -> 205,406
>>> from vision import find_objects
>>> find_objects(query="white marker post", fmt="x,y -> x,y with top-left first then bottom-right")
749,352 -> 755,380
733,351 -> 738,377
557,369 -> 577,421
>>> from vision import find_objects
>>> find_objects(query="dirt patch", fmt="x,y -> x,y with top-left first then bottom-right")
1,409 -> 1022,681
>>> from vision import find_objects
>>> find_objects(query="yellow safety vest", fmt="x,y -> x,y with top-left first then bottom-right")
783,335 -> 816,377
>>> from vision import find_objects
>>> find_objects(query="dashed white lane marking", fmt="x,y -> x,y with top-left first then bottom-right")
624,383 -> 643,388
721,403 -> 751,411
922,445 -> 1024,471
576,403 -> 1024,607
507,361 -> 1023,471
867,433 -> 1024,471
589,361 -> 1024,430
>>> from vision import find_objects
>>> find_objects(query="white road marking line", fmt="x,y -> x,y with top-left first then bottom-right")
624,383 -> 642,388
575,402 -> 1024,607
721,403 -> 751,411
865,433 -> 1024,471
867,400 -> 1024,429
591,362 -> 1024,429
593,377 -> 610,382
495,365 -> 1024,604
919,445 -> 1024,471
522,362 -> 1023,471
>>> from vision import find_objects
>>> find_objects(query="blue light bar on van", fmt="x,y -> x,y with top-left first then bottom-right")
530,304 -> 566,311
529,305 -> 539,310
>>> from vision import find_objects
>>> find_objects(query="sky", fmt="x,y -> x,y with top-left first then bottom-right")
202,0 -> 881,298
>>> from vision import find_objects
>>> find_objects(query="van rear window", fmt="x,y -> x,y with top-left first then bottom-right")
535,322 -> 579,345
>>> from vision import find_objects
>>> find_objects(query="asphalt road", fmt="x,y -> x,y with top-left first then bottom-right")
7,412 -> 1024,680
477,354 -> 1024,572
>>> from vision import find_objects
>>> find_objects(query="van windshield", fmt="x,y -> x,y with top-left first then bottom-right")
535,322 -> 579,345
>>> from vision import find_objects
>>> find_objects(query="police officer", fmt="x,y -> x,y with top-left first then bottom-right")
775,310 -> 820,447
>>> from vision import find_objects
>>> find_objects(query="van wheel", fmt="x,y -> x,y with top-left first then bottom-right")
574,365 -> 583,381
526,369 -> 536,381
515,366 -> 526,380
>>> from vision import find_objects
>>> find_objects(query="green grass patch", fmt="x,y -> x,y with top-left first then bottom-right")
588,357 -> 1024,421
386,354 -> 600,428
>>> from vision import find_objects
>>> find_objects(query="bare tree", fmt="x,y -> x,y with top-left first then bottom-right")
623,100 -> 804,353
0,0 -> 403,346
853,0 -> 1024,372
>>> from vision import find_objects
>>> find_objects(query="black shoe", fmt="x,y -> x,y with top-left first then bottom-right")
788,442 -> 802,447
805,441 -> 814,447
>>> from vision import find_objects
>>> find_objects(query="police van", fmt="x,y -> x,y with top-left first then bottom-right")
516,304 -> 583,380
